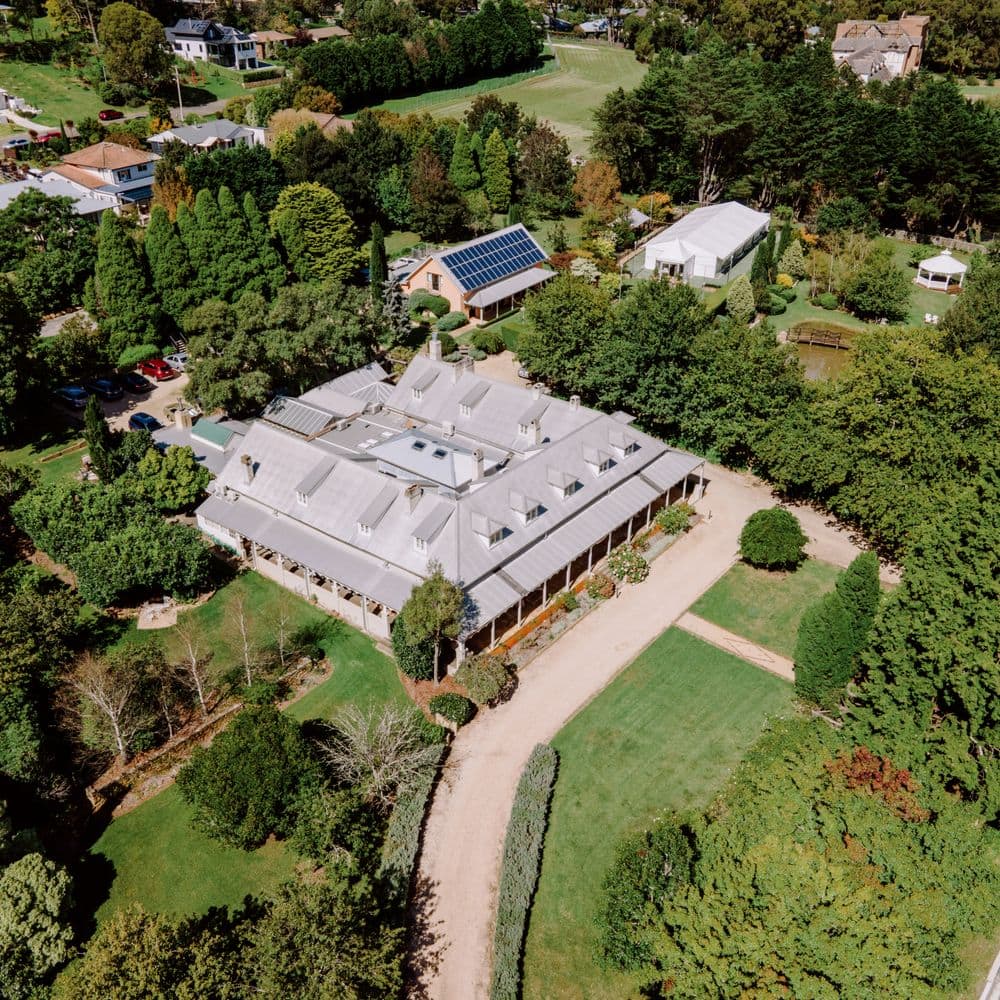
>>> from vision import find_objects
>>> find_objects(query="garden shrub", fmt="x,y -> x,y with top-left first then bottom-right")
391,612 -> 434,681
835,551 -> 881,655
408,289 -> 450,317
767,295 -> 787,315
469,347 -> 487,361
428,693 -> 475,727
766,283 -> 786,297
378,743 -> 447,904
433,331 -> 458,355
654,502 -> 694,536
597,816 -> 694,970
242,67 -> 283,83
776,272 -> 794,288
455,653 -> 512,706
818,292 -> 839,310
116,342 -> 161,369
553,590 -> 579,613
436,311 -> 468,333
607,544 -> 649,584
780,287 -> 797,302
739,507 -> 807,570
490,743 -> 559,1000
585,573 -> 616,600
470,326 -> 506,354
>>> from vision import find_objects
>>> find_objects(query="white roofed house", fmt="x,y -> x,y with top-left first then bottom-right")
642,201 -> 770,285
194,354 -> 704,668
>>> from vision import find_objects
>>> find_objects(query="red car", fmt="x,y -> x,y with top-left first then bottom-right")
32,131 -> 62,144
98,108 -> 124,121
137,358 -> 179,381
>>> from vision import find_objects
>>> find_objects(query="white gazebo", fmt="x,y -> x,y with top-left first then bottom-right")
915,249 -> 966,291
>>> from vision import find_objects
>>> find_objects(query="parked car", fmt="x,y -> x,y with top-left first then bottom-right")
2,137 -> 30,149
122,371 -> 154,394
32,131 -> 62,144
53,385 -> 89,409
98,108 -> 124,121
128,412 -> 161,432
83,376 -> 123,401
164,351 -> 188,372
137,358 -> 178,381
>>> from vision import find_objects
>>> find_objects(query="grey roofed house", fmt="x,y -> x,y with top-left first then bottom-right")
0,175 -> 116,217
146,119 -> 265,154
195,351 -> 704,664
153,416 -> 249,476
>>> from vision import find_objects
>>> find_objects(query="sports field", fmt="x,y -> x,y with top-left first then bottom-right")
372,43 -> 647,157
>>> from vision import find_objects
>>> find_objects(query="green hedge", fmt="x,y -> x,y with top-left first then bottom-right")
490,743 -> 559,1000
409,289 -> 450,317
242,67 -> 284,83
378,744 -> 447,906
471,326 -> 506,354
436,311 -> 468,332
499,323 -> 523,352
429,693 -> 475,726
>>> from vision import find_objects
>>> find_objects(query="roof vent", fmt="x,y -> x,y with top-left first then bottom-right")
442,421 -> 455,437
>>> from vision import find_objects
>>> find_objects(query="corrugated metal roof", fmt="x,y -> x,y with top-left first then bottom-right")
295,457 -> 337,498
645,202 -> 770,264
261,396 -> 336,437
357,484 -> 397,529
465,267 -> 554,308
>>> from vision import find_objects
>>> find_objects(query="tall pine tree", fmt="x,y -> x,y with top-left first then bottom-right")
93,211 -> 160,360
243,192 -> 285,297
448,124 -> 480,193
144,205 -> 197,327
483,128 -> 512,212
835,551 -> 880,657
369,222 -> 387,291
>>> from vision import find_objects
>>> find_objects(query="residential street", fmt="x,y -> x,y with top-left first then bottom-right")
412,464 -> 892,999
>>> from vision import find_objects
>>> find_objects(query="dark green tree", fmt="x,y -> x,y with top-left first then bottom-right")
395,561 -> 464,684
83,395 -> 119,482
448,123 -> 480,193
483,127 -> 512,212
408,147 -> 469,241
177,705 -> 321,849
92,211 -> 161,361
0,279 -> 40,442
793,590 -> 854,707
835,551 -> 881,657
143,205 -> 197,326
270,182 -> 359,283
242,192 -> 285,298
98,1 -> 173,92
368,222 -> 387,291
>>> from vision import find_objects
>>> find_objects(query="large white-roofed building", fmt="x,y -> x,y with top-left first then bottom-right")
194,351 -> 704,666
643,201 -> 770,284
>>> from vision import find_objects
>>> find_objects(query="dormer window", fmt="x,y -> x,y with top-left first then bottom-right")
599,457 -> 612,474
563,481 -> 581,498
358,522 -> 371,537
524,504 -> 541,524
488,528 -> 504,547
412,387 -> 423,401
295,490 -> 308,506
460,403 -> 471,418
518,422 -> 528,436
414,536 -> 427,554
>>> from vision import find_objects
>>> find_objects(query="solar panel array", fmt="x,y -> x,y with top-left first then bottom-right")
439,227 -> 546,292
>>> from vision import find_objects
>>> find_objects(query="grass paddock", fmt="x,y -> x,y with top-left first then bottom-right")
521,627 -> 792,1000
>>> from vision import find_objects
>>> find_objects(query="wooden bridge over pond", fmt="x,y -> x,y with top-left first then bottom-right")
785,326 -> 855,350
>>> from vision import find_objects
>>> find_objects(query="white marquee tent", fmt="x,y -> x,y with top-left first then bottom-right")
915,249 -> 966,291
643,201 -> 771,282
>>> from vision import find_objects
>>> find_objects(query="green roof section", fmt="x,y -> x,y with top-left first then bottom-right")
191,419 -> 235,448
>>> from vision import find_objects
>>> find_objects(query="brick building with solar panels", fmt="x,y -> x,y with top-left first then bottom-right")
400,224 -> 555,321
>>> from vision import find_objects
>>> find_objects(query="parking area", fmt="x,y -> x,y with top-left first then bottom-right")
99,373 -> 191,433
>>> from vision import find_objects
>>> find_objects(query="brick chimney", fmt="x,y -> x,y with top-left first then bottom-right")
240,454 -> 254,486
428,331 -> 443,362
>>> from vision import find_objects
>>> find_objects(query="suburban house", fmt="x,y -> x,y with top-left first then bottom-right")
400,224 -> 554,321
250,29 -> 295,61
832,16 -> 929,82
0,174 -> 117,218
154,414 -> 250,475
146,118 -> 266,154
166,19 -> 258,70
194,353 -> 704,662
44,141 -> 159,213
642,201 -> 771,284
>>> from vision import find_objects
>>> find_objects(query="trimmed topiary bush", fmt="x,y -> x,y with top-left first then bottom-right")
391,613 -> 435,680
471,325 -> 506,354
739,507 -> 807,570
408,289 -> 450,317
779,286 -> 797,302
455,653 -> 512,706
767,295 -> 787,315
428,693 -> 475,727
490,743 -> 559,1000
436,310 -> 468,332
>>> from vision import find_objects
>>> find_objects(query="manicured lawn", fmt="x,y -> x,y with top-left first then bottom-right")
368,44 -> 647,157
0,422 -> 86,485
91,573 -> 406,920
690,559 -> 843,659
521,627 -> 793,1000
0,59 -> 110,126
89,785 -> 299,921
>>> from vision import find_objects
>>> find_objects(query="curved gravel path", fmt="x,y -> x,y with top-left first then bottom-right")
410,465 -> 893,999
